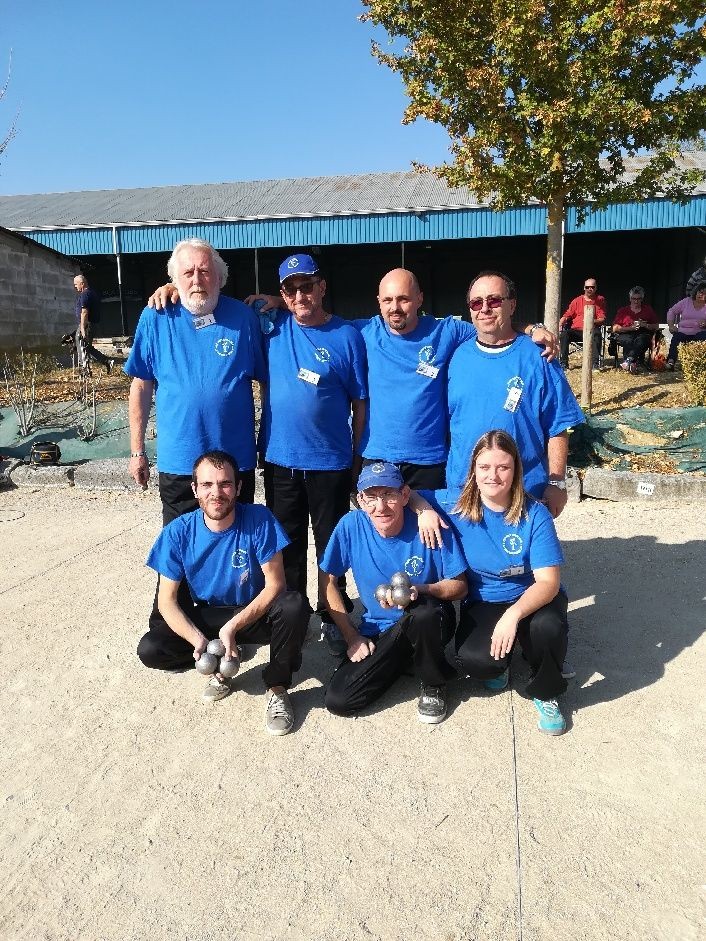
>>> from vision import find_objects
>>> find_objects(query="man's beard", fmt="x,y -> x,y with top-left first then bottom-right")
183,291 -> 219,316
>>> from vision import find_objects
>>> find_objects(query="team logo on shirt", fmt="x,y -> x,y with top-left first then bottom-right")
419,345 -> 436,364
502,534 -> 523,555
215,338 -> 235,357
404,556 -> 424,577
231,549 -> 248,568
506,376 -> 524,392
314,347 -> 331,363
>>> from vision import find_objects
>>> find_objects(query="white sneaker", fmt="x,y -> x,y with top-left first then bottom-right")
202,676 -> 233,703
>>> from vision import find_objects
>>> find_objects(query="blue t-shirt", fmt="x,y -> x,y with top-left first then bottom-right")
146,503 -> 289,607
420,489 -> 564,603
320,506 -> 467,636
124,296 -> 267,475
354,315 -> 476,464
446,335 -> 585,495
75,287 -> 101,325
262,311 -> 368,470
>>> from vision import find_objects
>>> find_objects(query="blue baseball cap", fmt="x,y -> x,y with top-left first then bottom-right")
279,253 -> 319,283
357,461 -> 404,492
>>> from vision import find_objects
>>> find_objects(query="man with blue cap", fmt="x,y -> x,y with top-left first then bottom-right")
320,460 -> 467,724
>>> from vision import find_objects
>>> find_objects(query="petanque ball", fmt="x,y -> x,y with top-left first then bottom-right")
375,583 -> 391,604
195,652 -> 219,675
390,571 -> 411,590
218,656 -> 240,679
391,585 -> 412,607
206,638 -> 226,657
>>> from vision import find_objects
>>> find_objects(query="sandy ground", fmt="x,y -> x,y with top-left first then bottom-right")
0,485 -> 704,941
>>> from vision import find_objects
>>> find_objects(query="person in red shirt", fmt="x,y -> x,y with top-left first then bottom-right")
611,286 -> 660,372
559,277 -> 607,369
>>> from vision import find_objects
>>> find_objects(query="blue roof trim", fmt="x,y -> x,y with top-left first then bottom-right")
19,195 -> 706,255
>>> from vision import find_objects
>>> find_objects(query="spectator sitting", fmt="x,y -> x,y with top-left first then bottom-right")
685,256 -> 706,297
559,277 -> 607,369
611,286 -> 660,373
665,282 -> 706,370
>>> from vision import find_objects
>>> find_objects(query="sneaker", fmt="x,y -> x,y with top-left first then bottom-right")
666,359 -> 675,371
483,668 -> 509,692
106,359 -> 115,375
319,613 -> 348,657
265,689 -> 294,736
202,676 -> 233,703
561,661 -> 576,680
533,698 -> 566,735
417,684 -> 447,724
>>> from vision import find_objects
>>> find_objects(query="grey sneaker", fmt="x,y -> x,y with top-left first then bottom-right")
265,689 -> 294,736
417,684 -> 447,724
202,676 -> 233,703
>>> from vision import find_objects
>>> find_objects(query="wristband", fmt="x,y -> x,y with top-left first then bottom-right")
131,450 -> 147,458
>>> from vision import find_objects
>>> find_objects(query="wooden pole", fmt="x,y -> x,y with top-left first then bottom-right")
581,305 -> 595,410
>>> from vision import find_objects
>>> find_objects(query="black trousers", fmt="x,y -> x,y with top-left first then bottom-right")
137,590 -> 309,690
445,593 -> 568,701
325,596 -> 456,716
362,457 -> 446,490
559,327 -> 602,367
263,462 -> 351,604
616,330 -> 652,365
75,326 -> 112,368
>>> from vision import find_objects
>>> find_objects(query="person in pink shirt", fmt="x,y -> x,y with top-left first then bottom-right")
612,286 -> 660,373
665,282 -> 706,370
559,277 -> 607,369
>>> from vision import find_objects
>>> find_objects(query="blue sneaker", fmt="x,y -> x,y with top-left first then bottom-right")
483,669 -> 509,692
533,698 -> 566,735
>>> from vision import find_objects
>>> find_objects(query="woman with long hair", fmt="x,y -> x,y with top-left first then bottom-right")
415,429 -> 569,734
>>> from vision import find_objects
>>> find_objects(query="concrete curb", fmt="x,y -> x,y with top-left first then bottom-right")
10,461 -> 74,488
72,458 -> 154,492
581,466 -> 706,501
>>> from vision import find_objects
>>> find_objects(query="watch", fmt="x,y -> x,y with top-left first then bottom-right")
548,478 -> 567,491
529,322 -> 545,337
131,450 -> 147,458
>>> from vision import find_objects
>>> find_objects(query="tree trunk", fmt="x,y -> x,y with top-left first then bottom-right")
543,195 -> 565,335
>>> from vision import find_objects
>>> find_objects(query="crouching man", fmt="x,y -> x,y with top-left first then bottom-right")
320,461 -> 467,724
137,449 -> 309,736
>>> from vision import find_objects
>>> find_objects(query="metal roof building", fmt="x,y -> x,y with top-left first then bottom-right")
1,155 -> 705,333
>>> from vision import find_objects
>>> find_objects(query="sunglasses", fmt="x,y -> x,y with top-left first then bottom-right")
468,294 -> 509,312
281,279 -> 321,297
584,285 -> 597,290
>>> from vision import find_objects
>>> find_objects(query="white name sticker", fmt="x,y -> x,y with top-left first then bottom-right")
500,565 -> 525,577
297,367 -> 321,385
503,387 -> 523,412
416,362 -> 439,379
193,314 -> 216,329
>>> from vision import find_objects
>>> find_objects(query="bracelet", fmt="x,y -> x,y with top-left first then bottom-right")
529,322 -> 545,337
131,450 -> 147,458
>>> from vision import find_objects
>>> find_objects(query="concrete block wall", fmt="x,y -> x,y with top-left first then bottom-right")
0,228 -> 79,349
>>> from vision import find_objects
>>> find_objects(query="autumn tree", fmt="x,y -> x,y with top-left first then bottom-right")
361,1 -> 706,332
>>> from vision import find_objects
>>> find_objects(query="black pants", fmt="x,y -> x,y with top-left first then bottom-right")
325,597 -> 456,716
362,457 -> 446,490
616,330 -> 652,366
560,327 -> 601,367
446,593 -> 568,700
75,326 -> 112,368
137,590 -> 309,690
263,462 -> 351,604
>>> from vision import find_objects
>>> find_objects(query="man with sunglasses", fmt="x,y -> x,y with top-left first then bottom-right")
446,271 -> 584,519
559,277 -> 607,369
320,461 -> 467,724
260,254 -> 368,641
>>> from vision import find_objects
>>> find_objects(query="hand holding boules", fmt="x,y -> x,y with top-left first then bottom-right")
389,572 -> 417,609
195,652 -> 219,675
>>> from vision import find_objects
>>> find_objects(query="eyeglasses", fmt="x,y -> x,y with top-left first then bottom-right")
281,279 -> 321,297
467,295 -> 509,312
584,285 -> 597,290
358,490 -> 403,508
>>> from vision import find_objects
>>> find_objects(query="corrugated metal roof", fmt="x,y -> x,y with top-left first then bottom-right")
2,153 -> 703,230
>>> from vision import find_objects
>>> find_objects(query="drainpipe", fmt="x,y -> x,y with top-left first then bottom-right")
112,226 -> 127,335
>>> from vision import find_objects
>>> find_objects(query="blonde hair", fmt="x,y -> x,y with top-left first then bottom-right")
454,429 -> 528,526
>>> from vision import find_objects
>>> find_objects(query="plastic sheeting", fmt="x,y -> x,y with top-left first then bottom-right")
571,408 -> 706,473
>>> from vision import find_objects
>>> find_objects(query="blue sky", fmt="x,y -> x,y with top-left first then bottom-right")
0,0 -> 451,195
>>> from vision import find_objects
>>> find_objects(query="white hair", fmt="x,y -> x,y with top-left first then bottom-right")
167,239 -> 228,288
